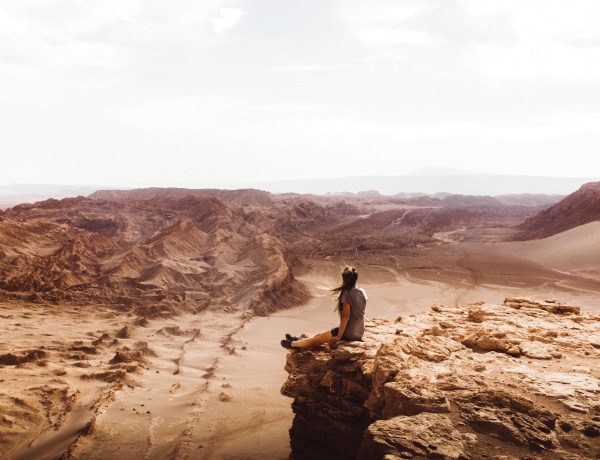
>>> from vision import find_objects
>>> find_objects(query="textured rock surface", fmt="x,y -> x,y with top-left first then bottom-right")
281,298 -> 600,460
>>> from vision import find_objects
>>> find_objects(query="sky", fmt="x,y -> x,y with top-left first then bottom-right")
2,0 -> 600,190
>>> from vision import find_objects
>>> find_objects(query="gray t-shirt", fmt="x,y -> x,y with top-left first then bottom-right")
340,287 -> 368,340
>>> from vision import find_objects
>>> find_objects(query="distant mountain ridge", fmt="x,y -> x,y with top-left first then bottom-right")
1,173 -> 597,210
516,181 -> 600,239
86,187 -> 561,210
89,187 -> 275,207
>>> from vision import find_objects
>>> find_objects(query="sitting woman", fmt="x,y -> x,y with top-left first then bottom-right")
281,266 -> 368,349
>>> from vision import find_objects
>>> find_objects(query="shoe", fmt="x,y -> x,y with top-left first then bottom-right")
285,333 -> 299,342
280,339 -> 295,350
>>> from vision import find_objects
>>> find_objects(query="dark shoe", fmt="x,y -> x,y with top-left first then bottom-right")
280,339 -> 295,350
285,333 -> 299,342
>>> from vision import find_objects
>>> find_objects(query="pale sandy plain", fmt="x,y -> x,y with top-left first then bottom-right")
2,222 -> 600,459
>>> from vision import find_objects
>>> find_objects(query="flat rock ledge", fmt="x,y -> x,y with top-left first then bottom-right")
281,298 -> 600,460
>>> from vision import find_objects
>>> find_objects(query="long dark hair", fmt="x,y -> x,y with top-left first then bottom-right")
331,266 -> 358,314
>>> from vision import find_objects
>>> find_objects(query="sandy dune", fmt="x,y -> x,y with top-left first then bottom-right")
496,221 -> 600,272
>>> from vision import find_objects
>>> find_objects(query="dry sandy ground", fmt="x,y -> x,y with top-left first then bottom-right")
1,305 -> 294,460
2,223 -> 600,460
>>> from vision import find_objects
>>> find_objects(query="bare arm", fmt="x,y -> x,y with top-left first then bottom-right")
329,303 -> 350,347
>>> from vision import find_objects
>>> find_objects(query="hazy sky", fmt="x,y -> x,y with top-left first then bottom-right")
2,0 -> 600,188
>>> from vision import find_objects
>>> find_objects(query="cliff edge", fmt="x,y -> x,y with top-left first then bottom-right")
281,298 -> 600,460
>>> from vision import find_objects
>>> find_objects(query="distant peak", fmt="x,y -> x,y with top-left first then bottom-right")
580,181 -> 600,191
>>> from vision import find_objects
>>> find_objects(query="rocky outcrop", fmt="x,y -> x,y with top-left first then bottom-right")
281,298 -> 600,460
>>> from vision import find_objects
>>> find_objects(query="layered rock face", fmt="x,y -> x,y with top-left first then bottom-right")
281,298 -> 600,460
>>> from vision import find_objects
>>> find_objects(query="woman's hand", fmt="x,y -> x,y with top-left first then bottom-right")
328,336 -> 339,348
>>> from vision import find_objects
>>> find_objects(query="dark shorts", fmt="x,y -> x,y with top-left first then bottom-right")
330,327 -> 351,341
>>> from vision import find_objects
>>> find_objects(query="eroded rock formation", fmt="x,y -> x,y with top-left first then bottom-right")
0,194 -> 311,315
281,298 -> 600,460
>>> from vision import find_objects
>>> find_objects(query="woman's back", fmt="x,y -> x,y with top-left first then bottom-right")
340,287 -> 367,340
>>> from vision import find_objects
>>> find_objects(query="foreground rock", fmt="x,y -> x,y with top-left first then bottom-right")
281,298 -> 600,459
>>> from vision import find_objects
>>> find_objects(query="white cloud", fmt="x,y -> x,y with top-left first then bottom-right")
335,0 -> 600,80
336,0 -> 443,48
459,0 -> 600,79
0,1 -> 244,74
212,7 -> 245,34
0,1 -> 246,111
265,64 -> 342,73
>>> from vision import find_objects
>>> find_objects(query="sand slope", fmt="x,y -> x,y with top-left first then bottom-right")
499,221 -> 600,272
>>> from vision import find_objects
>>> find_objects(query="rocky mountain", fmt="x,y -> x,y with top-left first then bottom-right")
89,187 -> 276,208
282,298 -> 600,460
516,182 -> 600,240
0,193 -> 309,315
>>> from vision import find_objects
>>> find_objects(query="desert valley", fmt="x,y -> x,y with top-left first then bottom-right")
1,182 -> 600,459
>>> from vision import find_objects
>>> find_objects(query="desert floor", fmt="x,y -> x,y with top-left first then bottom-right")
2,222 -> 600,460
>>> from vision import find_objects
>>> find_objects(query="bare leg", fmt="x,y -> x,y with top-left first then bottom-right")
291,330 -> 333,348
